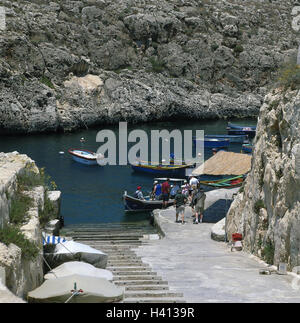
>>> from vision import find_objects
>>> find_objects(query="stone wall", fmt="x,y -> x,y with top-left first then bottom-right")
226,87 -> 300,269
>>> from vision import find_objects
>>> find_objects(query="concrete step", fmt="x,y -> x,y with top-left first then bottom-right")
113,275 -> 161,281
124,291 -> 184,298
114,280 -> 168,286
107,256 -> 142,261
73,236 -> 148,241
74,238 -> 145,243
107,267 -> 151,272
125,285 -> 169,291
113,271 -> 157,276
123,298 -> 185,303
107,260 -> 150,268
81,243 -> 144,249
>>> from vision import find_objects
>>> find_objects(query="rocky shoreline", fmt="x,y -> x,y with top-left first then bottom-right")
0,0 -> 298,134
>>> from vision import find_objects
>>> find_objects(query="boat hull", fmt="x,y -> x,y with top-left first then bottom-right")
193,138 -> 230,148
227,123 -> 256,138
227,123 -> 256,131
71,155 -> 98,165
123,194 -> 174,212
204,134 -> 248,143
242,144 -> 253,154
68,149 -> 98,166
227,129 -> 256,138
199,175 -> 244,189
131,164 -> 192,177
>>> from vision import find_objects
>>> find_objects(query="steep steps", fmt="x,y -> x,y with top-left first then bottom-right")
61,223 -> 185,303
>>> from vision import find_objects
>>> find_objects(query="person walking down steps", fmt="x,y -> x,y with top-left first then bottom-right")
191,186 -> 206,224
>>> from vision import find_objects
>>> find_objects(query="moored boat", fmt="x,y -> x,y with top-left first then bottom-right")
131,162 -> 194,177
227,122 -> 256,131
204,134 -> 249,143
192,137 -> 230,148
123,178 -> 186,212
123,193 -> 174,212
68,148 -> 102,166
242,143 -> 253,154
199,175 -> 245,189
227,123 -> 256,138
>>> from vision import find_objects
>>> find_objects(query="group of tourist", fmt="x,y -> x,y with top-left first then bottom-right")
173,176 -> 206,225
134,175 -> 206,225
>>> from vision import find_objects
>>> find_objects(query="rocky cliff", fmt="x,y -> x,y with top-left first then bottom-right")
0,0 -> 298,133
0,152 -> 60,300
226,87 -> 300,269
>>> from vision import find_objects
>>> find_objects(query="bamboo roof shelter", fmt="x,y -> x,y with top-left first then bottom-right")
192,150 -> 252,176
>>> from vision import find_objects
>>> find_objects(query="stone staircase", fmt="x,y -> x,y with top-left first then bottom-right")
61,223 -> 185,303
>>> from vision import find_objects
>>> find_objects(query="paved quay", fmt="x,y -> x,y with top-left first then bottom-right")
134,189 -> 300,303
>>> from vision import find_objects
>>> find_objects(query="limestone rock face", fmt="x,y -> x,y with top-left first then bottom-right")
0,0 -> 298,133
226,88 -> 300,269
0,152 -> 48,299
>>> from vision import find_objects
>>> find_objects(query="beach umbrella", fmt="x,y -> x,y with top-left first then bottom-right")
44,261 -> 113,281
44,240 -> 108,269
28,274 -> 124,303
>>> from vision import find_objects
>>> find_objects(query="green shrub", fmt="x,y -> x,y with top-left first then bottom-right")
10,192 -> 33,225
211,43 -> 219,52
39,76 -> 55,89
17,168 -> 56,192
0,225 -> 40,260
254,199 -> 265,214
39,194 -> 56,227
149,57 -> 165,73
233,44 -> 244,54
278,60 -> 300,90
261,240 -> 275,265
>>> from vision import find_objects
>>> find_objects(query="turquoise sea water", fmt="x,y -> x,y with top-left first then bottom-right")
0,118 -> 256,225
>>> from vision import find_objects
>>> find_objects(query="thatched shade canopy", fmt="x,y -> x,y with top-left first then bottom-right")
192,151 -> 252,176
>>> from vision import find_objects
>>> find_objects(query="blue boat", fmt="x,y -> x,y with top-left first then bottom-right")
227,122 -> 256,131
204,134 -> 249,143
227,123 -> 256,138
242,144 -> 253,154
131,162 -> 194,177
68,148 -> 100,166
193,137 -> 230,148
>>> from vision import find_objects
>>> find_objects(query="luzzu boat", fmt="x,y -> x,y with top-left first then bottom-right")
68,148 -> 101,166
131,162 -> 195,177
192,137 -> 230,148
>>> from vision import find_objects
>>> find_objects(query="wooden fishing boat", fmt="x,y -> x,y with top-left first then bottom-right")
68,148 -> 101,166
242,144 -> 253,154
123,193 -> 174,212
199,175 -> 245,189
131,162 -> 194,177
204,134 -> 249,143
192,137 -> 230,148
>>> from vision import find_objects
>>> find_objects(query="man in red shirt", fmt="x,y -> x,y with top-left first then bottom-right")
161,178 -> 170,209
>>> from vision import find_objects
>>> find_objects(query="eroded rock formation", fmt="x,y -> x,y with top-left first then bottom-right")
226,87 -> 300,269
